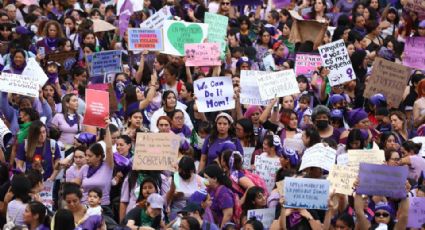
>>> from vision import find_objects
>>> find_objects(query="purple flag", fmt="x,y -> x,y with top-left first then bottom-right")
118,0 -> 133,37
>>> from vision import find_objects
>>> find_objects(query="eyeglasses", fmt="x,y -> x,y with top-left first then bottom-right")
390,157 -> 400,161
375,212 -> 390,218
222,2 -> 230,5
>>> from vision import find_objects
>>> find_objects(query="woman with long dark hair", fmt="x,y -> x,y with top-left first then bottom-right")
23,201 -> 50,230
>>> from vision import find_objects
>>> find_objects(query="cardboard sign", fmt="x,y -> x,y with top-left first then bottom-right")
288,11 -> 326,44
327,164 -> 357,195
256,69 -> 300,100
247,208 -> 275,229
347,149 -> 386,167
46,51 -> 78,76
133,132 -> 180,171
411,136 -> 425,157
83,89 -> 109,128
254,155 -> 281,192
40,180 -> 54,211
403,37 -> 425,70
240,70 -> 271,106
184,43 -> 221,66
22,58 -> 48,87
357,163 -> 408,198
318,39 -> 356,86
140,6 -> 173,29
273,0 -> 291,8
0,73 -> 38,97
163,20 -> 208,56
0,119 -> 12,149
284,177 -> 329,210
128,28 -> 163,51
194,76 -> 235,112
295,53 -> 322,78
86,50 -> 122,76
299,143 -> 336,171
408,197 -> 425,228
283,138 -> 305,155
337,153 -> 349,165
204,12 -> 228,57
242,147 -> 255,170
364,58 -> 411,106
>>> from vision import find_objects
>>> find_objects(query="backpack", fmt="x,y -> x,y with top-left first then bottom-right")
230,170 -> 269,198
215,185 -> 242,228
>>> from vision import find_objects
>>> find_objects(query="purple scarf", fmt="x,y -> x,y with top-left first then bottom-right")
87,162 -> 103,178
288,212 -> 303,228
171,125 -> 191,137
47,72 -> 58,84
10,61 -> 26,75
45,37 -> 58,50
64,113 -> 79,128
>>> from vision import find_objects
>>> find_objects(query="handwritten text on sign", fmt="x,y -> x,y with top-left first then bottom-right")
254,155 -> 281,193
194,76 -> 235,112
184,43 -> 221,66
140,6 -> 172,29
327,164 -> 357,195
357,163 -> 408,199
256,69 -> 300,100
240,70 -> 271,106
284,177 -> 329,210
133,133 -> 180,171
408,197 -> 425,228
87,50 -> 122,76
403,37 -> 425,70
299,143 -> 336,171
318,39 -> 356,86
128,28 -> 163,51
0,73 -> 38,97
163,20 -> 208,56
247,208 -> 275,230
295,53 -> 322,78
204,12 -> 228,58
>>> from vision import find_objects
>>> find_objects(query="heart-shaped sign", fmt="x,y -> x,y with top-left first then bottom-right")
167,22 -> 204,55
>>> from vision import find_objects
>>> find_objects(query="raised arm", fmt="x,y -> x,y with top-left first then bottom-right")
139,71 -> 158,110
259,98 -> 277,124
104,118 -> 114,168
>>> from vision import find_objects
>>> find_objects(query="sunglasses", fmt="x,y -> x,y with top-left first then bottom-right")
222,2 -> 230,5
375,212 -> 390,218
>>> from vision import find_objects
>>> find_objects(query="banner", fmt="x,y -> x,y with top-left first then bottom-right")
254,155 -> 281,192
357,163 -> 408,198
327,164 -> 357,195
163,20 -> 208,56
273,0 -> 291,8
22,58 -> 48,87
347,149 -> 386,167
240,70 -> 270,106
128,28 -> 163,51
256,69 -> 300,100
364,57 -> 411,106
204,12 -> 228,58
295,53 -> 322,78
140,6 -> 173,29
83,89 -> 109,128
318,39 -> 356,86
133,132 -> 180,171
184,43 -> 221,66
86,50 -> 122,76
247,208 -> 275,229
288,11 -> 326,44
242,147 -> 255,170
0,119 -> 12,149
40,180 -> 54,211
0,73 -> 38,97
299,143 -> 336,171
46,51 -> 78,76
403,37 -> 425,70
194,76 -> 235,112
408,197 -> 425,228
284,177 -> 329,210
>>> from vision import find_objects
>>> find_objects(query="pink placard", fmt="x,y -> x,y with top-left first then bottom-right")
403,37 -> 425,70
184,43 -> 221,67
83,89 -> 109,128
295,53 -> 322,78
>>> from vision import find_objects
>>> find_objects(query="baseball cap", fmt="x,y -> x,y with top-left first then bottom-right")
147,193 -> 164,210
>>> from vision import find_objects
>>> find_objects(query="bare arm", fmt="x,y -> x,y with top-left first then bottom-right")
104,119 -> 114,169
394,197 -> 409,230
221,208 -> 233,228
139,72 -> 158,110
134,52 -> 148,84
413,99 -> 425,128
198,154 -> 207,173
354,194 -> 371,230
259,98 -> 277,124
119,202 -> 128,223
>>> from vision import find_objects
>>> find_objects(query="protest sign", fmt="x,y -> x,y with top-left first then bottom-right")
404,0 -> 425,20
87,83 -> 118,113
284,177 -> 329,210
242,147 -> 255,170
273,0 -> 291,8
299,143 -> 336,171
46,51 -> 78,76
86,50 -> 122,76
247,208 -> 275,229
411,136 -> 425,157
364,58 -> 411,106
357,163 -> 408,198
318,39 -> 356,86
283,138 -> 305,155
128,28 -> 163,51
408,197 -> 425,228
231,0 -> 262,5
204,12 -> 228,57
0,119 -> 11,149
337,153 -> 349,165
194,76 -> 235,112
0,73 -> 38,97
256,69 -> 300,100
347,149 -> 386,167
240,70 -> 270,106
184,43 -> 221,66
263,54 -> 276,71
133,132 -> 180,171
295,53 -> 322,78
163,20 -> 208,56
327,164 -> 357,195
288,11 -> 326,44
22,58 -> 48,87
83,89 -> 109,128
140,6 -> 173,29
403,37 -> 425,70
254,155 -> 281,192
40,180 -> 54,211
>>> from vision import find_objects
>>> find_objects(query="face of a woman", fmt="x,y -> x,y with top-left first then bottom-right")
261,31 -> 271,44
254,192 -> 267,207
282,24 -> 290,36
67,95 -> 79,111
250,110 -> 260,124
356,118 -> 370,129
48,24 -> 58,38
14,52 -> 25,67
235,123 -> 245,139
363,8 -> 370,20
390,115 -> 403,131
282,96 -> 294,109
385,135 -> 397,150
298,81 -> 307,91
374,210 -> 391,224
84,34 -> 95,44
179,219 -> 190,230
289,113 -> 298,129
216,117 -> 230,135
172,112 -> 184,129
65,193 -> 81,212
153,58 -> 163,71
73,150 -> 86,167
203,174 -> 217,188
356,4 -> 365,14
38,126 -> 47,143
370,0 -> 378,9
387,151 -> 400,166
23,206 -> 35,224
157,119 -> 171,133
347,44 -> 355,56
220,0 -> 231,12
166,93 -> 177,109
262,139 -> 272,152
0,27 -> 11,38
142,182 -> 156,199
64,18 -> 75,30
387,12 -> 396,21
334,220 -> 351,230
116,138 -> 131,155
85,149 -> 101,167
314,0 -> 325,12
129,112 -> 143,128
179,85 -> 190,100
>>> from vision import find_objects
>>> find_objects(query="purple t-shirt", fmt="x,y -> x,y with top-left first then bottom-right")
336,0 -> 356,14
208,185 -> 234,225
78,162 -> 113,205
120,176 -> 139,214
201,136 -> 244,165
51,113 -> 83,145
65,164 -> 83,182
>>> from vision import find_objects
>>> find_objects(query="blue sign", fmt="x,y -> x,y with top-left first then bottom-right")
284,177 -> 329,210
87,50 -> 122,76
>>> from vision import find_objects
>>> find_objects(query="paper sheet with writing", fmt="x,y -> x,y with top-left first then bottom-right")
240,70 -> 271,106
0,72 -> 39,97
299,143 -> 336,171
194,76 -> 235,112
327,164 -> 357,195
256,69 -> 300,100
254,155 -> 281,193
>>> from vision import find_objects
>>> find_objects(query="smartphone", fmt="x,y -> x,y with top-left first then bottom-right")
38,47 -> 45,57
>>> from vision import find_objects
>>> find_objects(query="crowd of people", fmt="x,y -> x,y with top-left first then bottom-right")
0,0 -> 424,229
